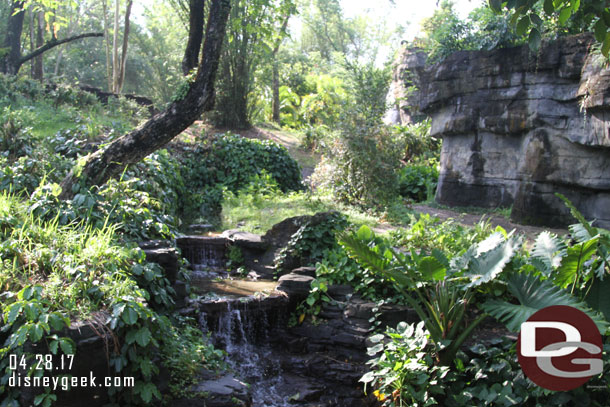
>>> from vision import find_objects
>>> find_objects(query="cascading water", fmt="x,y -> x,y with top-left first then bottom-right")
200,300 -> 295,407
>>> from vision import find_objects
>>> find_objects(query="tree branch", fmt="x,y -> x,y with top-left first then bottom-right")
20,32 -> 103,65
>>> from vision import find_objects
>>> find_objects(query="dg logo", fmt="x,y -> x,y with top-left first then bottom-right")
518,305 -> 604,391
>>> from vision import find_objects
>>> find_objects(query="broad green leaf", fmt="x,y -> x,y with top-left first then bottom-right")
594,19 -> 607,43
135,327 -> 152,347
29,324 -> 44,342
554,237 -> 598,288
602,33 -> 610,57
529,28 -> 542,51
489,0 -> 502,13
558,7 -> 572,25
463,237 -> 520,288
543,0 -> 555,15
49,340 -> 59,354
418,257 -> 446,281
482,272 -> 608,333
121,306 -> 139,325
6,303 -> 23,324
516,16 -> 530,36
59,337 -> 75,355
585,276 -> 610,321
531,231 -> 567,274
356,225 -> 373,241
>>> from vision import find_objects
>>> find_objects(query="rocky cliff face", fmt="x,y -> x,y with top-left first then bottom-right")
398,34 -> 610,228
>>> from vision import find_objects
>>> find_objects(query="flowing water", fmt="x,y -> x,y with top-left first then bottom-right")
201,302 -> 294,407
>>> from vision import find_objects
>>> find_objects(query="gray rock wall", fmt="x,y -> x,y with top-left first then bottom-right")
399,34 -> 610,228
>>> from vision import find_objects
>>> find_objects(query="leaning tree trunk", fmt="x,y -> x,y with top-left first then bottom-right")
59,0 -> 232,199
182,0 -> 206,75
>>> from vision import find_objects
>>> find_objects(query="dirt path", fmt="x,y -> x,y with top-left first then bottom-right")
412,204 -> 568,240
188,124 -> 569,239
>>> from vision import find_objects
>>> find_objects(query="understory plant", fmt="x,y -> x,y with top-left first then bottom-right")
351,197 -> 609,406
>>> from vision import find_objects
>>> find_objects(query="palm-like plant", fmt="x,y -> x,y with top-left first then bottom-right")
340,226 -> 519,365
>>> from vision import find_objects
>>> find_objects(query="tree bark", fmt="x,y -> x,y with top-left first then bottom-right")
116,0 -> 133,93
103,0 -> 112,91
59,0 -> 232,199
112,0 -> 119,93
1,1 -> 26,75
20,33 -> 103,65
271,16 -> 289,123
33,11 -> 45,81
182,0 -> 206,75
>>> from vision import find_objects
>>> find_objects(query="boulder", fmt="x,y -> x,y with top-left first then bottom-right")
395,33 -> 610,228
276,273 -> 314,298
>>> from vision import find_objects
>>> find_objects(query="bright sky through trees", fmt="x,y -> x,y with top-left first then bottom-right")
341,0 -> 481,40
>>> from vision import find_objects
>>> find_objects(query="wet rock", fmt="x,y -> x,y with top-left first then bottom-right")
172,372 -> 251,407
291,266 -> 317,277
276,273 -> 314,298
221,229 -> 268,250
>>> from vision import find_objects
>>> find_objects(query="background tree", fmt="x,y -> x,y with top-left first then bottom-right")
489,0 -> 609,54
0,0 -> 102,75
59,0 -> 232,198
212,0 -> 296,129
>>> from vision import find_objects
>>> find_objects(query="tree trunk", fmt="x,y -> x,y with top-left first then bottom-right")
102,0 -> 112,91
112,0 -> 120,93
182,0 -> 206,75
59,0 -> 232,199
33,11 -> 45,82
1,1 -> 26,75
271,16 -> 289,123
116,0 -> 133,93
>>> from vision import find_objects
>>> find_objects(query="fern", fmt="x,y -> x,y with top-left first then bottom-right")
531,231 -> 567,276
482,272 -> 609,333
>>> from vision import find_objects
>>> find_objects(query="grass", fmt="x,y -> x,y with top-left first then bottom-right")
421,201 -> 513,220
221,189 -> 381,234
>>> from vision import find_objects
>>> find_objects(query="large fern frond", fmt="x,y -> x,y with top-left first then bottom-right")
482,272 -> 609,333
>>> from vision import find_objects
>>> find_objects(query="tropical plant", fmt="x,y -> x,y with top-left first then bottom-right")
340,225 -> 522,365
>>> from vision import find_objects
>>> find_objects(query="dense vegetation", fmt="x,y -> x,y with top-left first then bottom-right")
1,0 -> 609,406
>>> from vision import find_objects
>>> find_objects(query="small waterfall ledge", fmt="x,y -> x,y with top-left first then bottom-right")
170,228 -> 416,406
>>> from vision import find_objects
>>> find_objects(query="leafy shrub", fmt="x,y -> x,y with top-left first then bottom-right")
398,164 -> 439,202
0,193 -> 179,406
275,211 -> 348,273
363,324 -> 610,407
389,214 -> 495,257
0,107 -> 34,159
182,133 -> 304,223
392,120 -> 439,163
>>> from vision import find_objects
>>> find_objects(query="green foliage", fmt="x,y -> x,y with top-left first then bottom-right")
182,133 -> 303,224
0,193 -> 180,405
363,324 -> 610,407
415,2 -> 524,63
160,316 -> 226,400
482,272 -> 609,332
212,0 -> 297,128
340,224 -> 521,365
490,0 -> 610,54
226,245 -> 245,270
361,321 -> 451,407
397,164 -> 439,202
389,214 -> 496,257
275,211 -> 348,272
